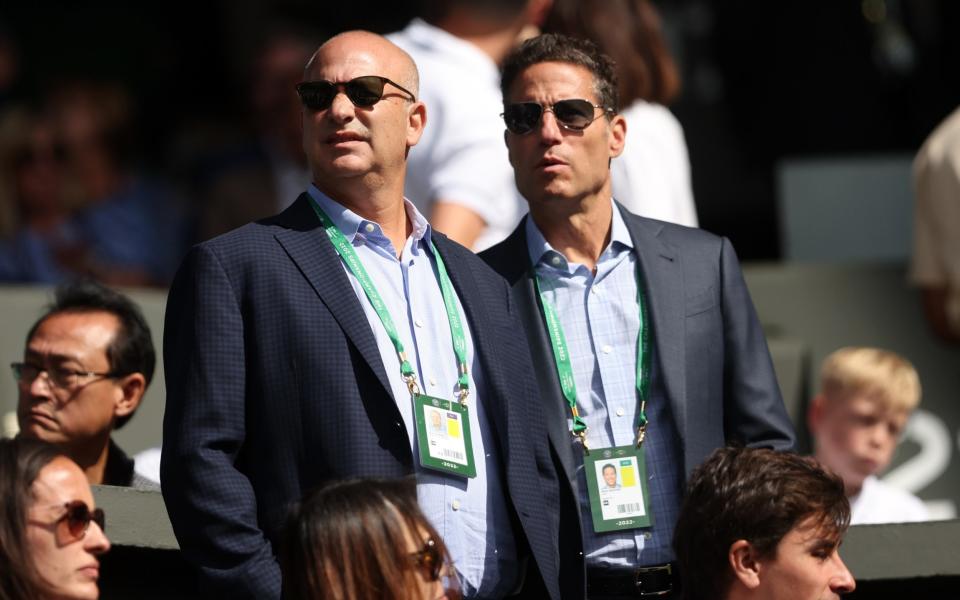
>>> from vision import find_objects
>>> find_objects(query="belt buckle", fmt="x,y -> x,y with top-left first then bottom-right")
634,564 -> 672,597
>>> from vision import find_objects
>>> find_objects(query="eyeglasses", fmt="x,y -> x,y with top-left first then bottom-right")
295,76 -> 416,112
409,538 -> 443,581
10,362 -> 119,391
501,99 -> 612,135
32,500 -> 106,541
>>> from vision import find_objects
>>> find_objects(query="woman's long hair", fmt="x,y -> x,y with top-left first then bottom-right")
0,437 -> 66,600
280,478 -> 453,600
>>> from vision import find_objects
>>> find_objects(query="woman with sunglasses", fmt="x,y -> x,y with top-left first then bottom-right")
281,478 -> 459,600
0,437 -> 110,600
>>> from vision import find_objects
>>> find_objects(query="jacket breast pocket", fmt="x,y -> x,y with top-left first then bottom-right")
685,285 -> 717,317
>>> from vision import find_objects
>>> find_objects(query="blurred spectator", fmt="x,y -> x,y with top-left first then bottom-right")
911,106 -> 960,343
388,0 -> 550,250
0,106 -> 85,283
281,478 -> 459,600
673,447 -> 855,600
196,29 -> 313,241
13,280 -> 158,490
46,82 -> 186,286
543,0 -> 698,227
807,347 -> 928,525
0,436 -> 111,600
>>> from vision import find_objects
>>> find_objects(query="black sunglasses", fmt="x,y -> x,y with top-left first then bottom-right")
59,500 -> 106,540
409,537 -> 443,581
296,76 -> 416,111
501,99 -> 612,135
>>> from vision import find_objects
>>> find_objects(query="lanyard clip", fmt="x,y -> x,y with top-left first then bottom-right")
405,375 -> 421,396
636,424 -> 647,448
575,430 -> 590,456
457,387 -> 469,407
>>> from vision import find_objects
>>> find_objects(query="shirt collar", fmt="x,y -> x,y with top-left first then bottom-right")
524,198 -> 634,272
307,183 -> 433,251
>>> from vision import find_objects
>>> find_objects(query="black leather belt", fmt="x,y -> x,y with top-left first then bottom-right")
586,563 -> 676,597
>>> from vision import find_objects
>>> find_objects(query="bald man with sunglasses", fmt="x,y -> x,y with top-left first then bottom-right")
481,34 -> 796,599
161,31 -> 565,600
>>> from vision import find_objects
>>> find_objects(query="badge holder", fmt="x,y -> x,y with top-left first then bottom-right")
583,444 -> 653,532
412,379 -> 476,478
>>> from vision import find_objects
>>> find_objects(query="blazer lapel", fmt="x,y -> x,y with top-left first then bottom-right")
273,194 -> 394,398
494,221 -> 580,484
619,205 -> 688,447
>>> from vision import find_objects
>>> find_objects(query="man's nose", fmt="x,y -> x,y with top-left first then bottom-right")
537,110 -> 564,145
327,91 -> 356,123
830,553 -> 856,594
27,370 -> 55,396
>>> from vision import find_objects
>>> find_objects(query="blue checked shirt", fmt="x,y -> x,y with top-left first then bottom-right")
308,185 -> 518,597
525,200 -> 684,568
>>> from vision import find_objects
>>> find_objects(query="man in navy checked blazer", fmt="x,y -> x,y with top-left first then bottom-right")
481,34 -> 796,598
162,31 -> 566,599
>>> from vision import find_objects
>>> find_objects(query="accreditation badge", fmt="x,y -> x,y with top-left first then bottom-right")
413,393 -> 477,478
584,445 -> 653,532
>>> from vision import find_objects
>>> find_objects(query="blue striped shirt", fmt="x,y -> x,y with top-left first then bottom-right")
525,200 -> 684,568
308,185 -> 517,597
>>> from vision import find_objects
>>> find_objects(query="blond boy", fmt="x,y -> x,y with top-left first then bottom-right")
808,347 -> 928,524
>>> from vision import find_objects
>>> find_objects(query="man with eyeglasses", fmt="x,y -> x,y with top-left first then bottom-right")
13,279 -> 158,490
162,30 -> 565,600
481,34 -> 796,598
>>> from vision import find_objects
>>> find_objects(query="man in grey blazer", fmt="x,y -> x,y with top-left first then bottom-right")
481,34 -> 796,599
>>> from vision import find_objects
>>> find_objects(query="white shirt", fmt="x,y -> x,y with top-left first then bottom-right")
611,100 -> 698,228
388,19 -> 525,250
850,475 -> 929,525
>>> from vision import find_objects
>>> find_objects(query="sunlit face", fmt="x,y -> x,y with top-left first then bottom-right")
602,465 -> 617,488
752,519 -> 855,600
811,394 -> 908,492
26,456 -> 111,600
17,312 -> 129,451
504,61 -> 625,210
301,33 -> 424,189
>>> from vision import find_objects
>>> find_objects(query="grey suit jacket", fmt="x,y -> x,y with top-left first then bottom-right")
480,203 -> 796,589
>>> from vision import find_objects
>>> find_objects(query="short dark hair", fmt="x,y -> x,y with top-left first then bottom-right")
500,33 -> 620,113
673,447 -> 850,600
27,279 -> 156,428
280,478 -> 453,600
0,437 -> 67,600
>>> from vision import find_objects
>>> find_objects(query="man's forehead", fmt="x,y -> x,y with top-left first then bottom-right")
509,61 -> 597,99
307,32 -> 410,82
28,311 -> 119,354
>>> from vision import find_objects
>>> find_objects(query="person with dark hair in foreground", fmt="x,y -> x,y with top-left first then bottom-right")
482,33 -> 794,598
281,478 -> 458,600
0,437 -> 110,600
673,447 -> 856,600
13,279 -> 157,489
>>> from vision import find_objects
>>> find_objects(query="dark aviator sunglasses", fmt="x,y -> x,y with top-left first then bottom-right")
296,76 -> 416,111
501,99 -> 612,135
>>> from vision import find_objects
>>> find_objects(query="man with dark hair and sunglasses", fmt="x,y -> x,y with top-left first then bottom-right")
673,446 -> 856,600
481,33 -> 796,598
13,279 -> 158,490
162,30 -> 566,600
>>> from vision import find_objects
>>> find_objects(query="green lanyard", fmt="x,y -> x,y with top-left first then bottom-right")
310,200 -> 470,403
534,264 -> 651,452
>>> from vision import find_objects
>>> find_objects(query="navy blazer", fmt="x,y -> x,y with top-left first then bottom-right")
480,205 -> 796,592
161,194 -> 563,599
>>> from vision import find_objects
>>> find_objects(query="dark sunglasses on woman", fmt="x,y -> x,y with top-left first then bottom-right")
56,500 -> 106,540
296,75 -> 416,111
501,98 -> 612,135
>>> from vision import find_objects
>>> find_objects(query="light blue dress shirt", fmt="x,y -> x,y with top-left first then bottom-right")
525,200 -> 684,568
308,185 -> 518,597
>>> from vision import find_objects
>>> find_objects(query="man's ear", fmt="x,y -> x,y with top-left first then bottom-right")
114,373 -> 146,420
406,100 -> 427,147
729,539 -> 762,590
807,393 -> 826,435
608,114 -> 626,159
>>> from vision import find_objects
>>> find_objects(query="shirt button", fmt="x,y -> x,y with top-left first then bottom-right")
452,500 -> 461,511
414,319 -> 423,328
616,407 -> 625,417
364,223 -> 375,233
601,344 -> 613,354
551,256 -> 561,266
644,532 -> 652,540
429,377 -> 437,387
